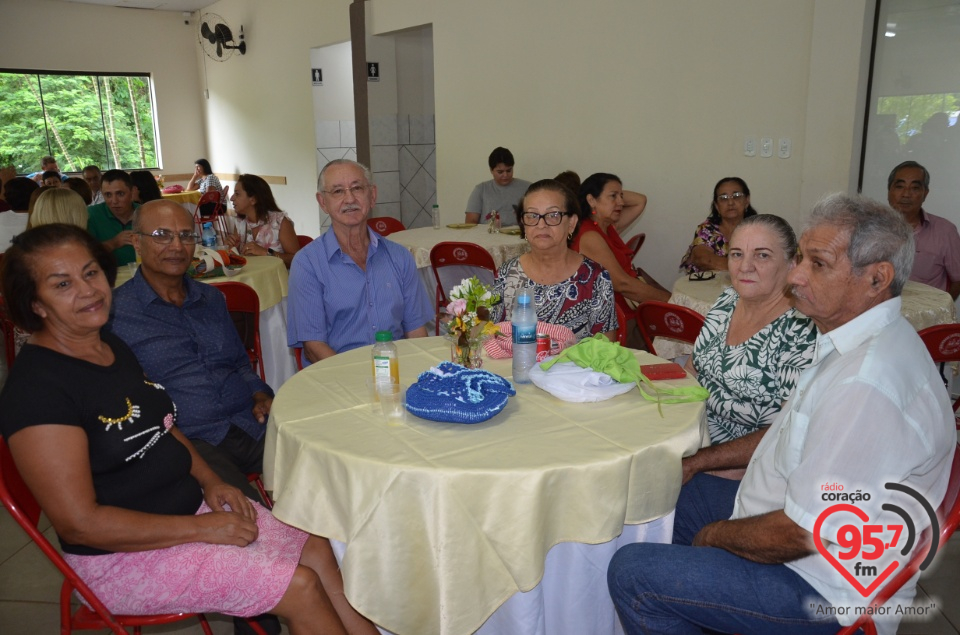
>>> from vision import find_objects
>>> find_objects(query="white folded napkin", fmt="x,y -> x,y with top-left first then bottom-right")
529,361 -> 635,402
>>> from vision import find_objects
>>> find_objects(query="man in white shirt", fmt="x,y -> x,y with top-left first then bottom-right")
608,194 -> 955,635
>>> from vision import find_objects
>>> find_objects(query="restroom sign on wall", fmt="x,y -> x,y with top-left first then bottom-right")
311,68 -> 323,86
368,62 -> 380,82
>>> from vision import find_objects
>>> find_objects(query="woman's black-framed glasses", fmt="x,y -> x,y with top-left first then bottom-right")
521,211 -> 570,226
137,229 -> 200,245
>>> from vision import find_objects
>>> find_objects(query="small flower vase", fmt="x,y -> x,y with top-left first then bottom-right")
450,335 -> 485,369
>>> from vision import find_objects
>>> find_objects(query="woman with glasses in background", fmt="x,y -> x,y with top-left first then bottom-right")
226,173 -> 300,267
680,176 -> 758,274
489,179 -> 617,341
572,173 -> 671,314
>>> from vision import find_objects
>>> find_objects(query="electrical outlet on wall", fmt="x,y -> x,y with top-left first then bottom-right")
760,137 -> 773,158
778,138 -> 792,159
744,136 -> 757,157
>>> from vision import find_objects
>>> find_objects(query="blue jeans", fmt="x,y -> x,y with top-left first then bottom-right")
608,474 -> 842,635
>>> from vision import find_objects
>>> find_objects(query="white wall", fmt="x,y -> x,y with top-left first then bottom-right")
368,0 -> 873,285
0,0 -> 207,177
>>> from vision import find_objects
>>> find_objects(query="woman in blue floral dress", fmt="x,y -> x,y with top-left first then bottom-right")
686,214 -> 816,445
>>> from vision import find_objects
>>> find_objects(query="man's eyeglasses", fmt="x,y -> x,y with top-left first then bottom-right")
716,192 -> 745,202
521,211 -> 569,226
687,271 -> 716,281
322,184 -> 368,200
137,229 -> 200,245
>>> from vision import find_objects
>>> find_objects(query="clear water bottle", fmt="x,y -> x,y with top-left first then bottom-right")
371,330 -> 399,385
511,288 -> 537,384
432,204 -> 441,230
201,222 -> 217,248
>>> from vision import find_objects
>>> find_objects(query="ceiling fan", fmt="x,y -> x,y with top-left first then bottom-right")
198,13 -> 246,61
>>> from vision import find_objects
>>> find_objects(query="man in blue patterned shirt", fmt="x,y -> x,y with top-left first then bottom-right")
107,199 -> 272,501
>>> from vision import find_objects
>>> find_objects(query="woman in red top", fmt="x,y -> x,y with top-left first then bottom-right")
571,173 -> 670,311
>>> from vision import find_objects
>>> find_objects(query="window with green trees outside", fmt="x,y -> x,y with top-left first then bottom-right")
0,70 -> 158,174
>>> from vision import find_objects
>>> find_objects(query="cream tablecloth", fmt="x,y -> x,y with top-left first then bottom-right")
654,273 -> 957,359
114,255 -> 297,389
265,337 -> 707,635
161,190 -> 202,205
389,225 -> 529,269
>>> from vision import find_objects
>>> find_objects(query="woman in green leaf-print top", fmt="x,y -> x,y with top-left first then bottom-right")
686,214 -> 817,445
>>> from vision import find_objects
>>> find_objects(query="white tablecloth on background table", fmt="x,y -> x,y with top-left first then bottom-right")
654,273 -> 958,360
265,337 -> 707,635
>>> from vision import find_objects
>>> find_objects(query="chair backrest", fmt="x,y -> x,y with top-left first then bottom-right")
430,241 -> 497,307
634,300 -> 705,357
919,324 -> 960,364
220,184 -> 230,204
626,232 -> 646,260
835,443 -> 960,635
297,234 -> 314,249
367,216 -> 406,236
210,282 -> 265,381
615,302 -> 627,346
196,190 -> 223,218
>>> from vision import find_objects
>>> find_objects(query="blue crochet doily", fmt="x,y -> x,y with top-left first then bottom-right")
406,362 -> 516,424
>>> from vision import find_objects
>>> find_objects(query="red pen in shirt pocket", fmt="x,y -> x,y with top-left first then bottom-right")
641,363 -> 687,381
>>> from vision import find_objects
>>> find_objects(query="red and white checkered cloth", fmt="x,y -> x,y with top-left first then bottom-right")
483,321 -> 577,360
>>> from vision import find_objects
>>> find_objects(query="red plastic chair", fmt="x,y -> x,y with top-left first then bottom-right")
220,184 -> 230,205
626,232 -> 646,260
296,234 -> 314,249
634,301 -> 706,357
918,324 -> 960,427
834,443 -> 960,635
194,190 -> 228,242
367,216 -> 406,236
429,241 -> 497,335
615,303 -> 628,346
210,281 -> 266,382
294,347 -> 304,371
0,437 -> 270,635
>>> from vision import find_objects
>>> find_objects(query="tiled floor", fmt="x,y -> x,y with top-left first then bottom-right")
0,506 -> 957,634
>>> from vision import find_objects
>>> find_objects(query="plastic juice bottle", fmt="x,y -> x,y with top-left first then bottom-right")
372,330 -> 400,385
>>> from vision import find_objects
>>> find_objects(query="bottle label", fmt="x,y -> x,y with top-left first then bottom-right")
513,325 -> 536,345
373,356 -> 391,377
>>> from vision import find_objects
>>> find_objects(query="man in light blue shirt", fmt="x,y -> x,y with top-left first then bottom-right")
288,160 -> 431,364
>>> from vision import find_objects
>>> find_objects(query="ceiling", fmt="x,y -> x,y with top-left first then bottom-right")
58,0 -> 213,11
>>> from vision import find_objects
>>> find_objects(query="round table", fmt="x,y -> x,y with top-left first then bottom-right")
265,337 -> 707,635
654,273 -> 958,360
114,255 -> 297,389
388,224 -> 529,269
160,190 -> 202,206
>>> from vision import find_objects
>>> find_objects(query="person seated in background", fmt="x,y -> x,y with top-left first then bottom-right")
28,188 -> 89,229
87,169 -> 139,266
680,176 -> 758,273
129,170 -> 163,204
27,155 -> 62,183
553,170 -> 581,194
572,172 -> 670,313
0,223 -> 378,635
226,174 -> 300,267
0,177 -> 39,251
41,170 -> 63,188
63,176 -> 93,205
187,158 -> 223,197
464,146 -> 531,225
886,160 -> 960,299
685,214 -> 816,450
83,164 -> 104,205
288,160 -> 432,364
489,179 -> 617,341
609,194 -> 955,635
